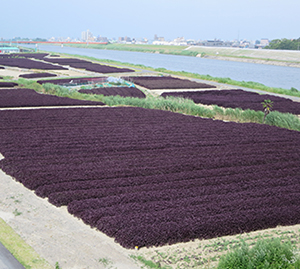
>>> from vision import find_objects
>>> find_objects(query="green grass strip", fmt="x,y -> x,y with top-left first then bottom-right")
0,218 -> 52,269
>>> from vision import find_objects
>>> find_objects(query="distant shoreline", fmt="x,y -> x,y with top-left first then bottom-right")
203,55 -> 300,68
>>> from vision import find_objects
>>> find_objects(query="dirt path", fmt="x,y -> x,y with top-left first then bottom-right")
0,169 -> 140,269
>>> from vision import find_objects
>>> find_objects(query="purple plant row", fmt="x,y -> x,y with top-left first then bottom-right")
19,73 -> 57,79
161,89 -> 300,114
37,77 -> 107,85
78,87 -> 146,98
0,54 -> 134,73
0,53 -> 49,59
122,76 -> 216,89
0,58 -> 67,70
44,58 -> 135,74
0,88 -> 104,107
0,82 -> 18,88
0,107 -> 299,249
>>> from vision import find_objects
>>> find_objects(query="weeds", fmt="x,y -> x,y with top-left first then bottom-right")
13,209 -> 22,216
98,257 -> 114,268
131,255 -> 171,269
217,238 -> 300,269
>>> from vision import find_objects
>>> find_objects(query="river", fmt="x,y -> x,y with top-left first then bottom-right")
23,44 -> 300,90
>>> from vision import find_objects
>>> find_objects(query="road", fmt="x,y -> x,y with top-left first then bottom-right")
0,242 -> 25,269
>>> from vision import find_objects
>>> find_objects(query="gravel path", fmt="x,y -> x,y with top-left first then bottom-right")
0,169 -> 140,269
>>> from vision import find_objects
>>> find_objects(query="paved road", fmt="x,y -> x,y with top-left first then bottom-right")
0,242 -> 25,269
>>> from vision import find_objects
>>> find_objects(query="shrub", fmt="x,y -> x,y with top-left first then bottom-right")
217,238 -> 300,269
265,111 -> 300,131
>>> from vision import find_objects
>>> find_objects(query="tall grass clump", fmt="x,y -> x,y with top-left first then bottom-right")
265,111 -> 300,131
101,95 -> 215,118
17,78 -> 44,92
42,83 -> 71,96
217,238 -> 300,269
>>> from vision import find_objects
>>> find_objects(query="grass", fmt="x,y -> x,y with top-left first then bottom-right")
217,238 -> 300,269
66,43 -> 199,57
98,257 -> 114,268
13,79 -> 300,132
137,228 -> 300,269
0,218 -> 52,269
131,255 -> 171,269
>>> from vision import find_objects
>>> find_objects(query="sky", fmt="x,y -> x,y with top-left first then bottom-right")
1,0 -> 300,41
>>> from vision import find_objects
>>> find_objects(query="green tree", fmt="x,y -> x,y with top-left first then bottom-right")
265,38 -> 300,50
262,99 -> 273,123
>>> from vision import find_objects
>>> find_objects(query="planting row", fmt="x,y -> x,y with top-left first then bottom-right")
44,58 -> 135,74
161,89 -> 300,114
19,72 -> 57,79
78,87 -> 146,98
0,57 -> 67,70
122,76 -> 216,89
37,77 -> 107,86
0,82 -> 18,88
0,88 -> 104,107
0,107 -> 299,248
0,53 -> 134,73
0,53 -> 49,59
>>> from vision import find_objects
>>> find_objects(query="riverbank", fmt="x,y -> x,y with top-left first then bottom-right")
65,43 -> 300,68
203,54 -> 300,68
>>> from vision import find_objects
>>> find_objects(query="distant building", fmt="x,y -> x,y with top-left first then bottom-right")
199,39 -> 232,47
154,34 -> 165,41
81,30 -> 94,42
96,36 -> 108,42
260,38 -> 269,47
255,38 -> 269,49
118,36 -> 132,43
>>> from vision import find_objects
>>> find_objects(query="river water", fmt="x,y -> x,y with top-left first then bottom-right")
23,44 -> 300,90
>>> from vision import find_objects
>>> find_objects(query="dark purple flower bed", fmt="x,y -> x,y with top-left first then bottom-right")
0,107 -> 299,249
0,53 -> 49,59
19,73 -> 57,79
0,82 -> 18,88
78,87 -> 146,98
122,76 -> 216,89
44,58 -> 135,74
37,77 -> 107,85
0,58 -> 67,70
0,88 -> 104,107
161,89 -> 300,114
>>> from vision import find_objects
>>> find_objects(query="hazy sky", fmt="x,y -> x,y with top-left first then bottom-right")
1,0 -> 299,41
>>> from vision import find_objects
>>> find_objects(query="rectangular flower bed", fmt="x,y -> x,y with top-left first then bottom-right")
0,107 -> 299,249
122,76 -> 216,89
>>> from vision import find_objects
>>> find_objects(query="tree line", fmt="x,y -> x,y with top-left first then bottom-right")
265,38 -> 300,50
